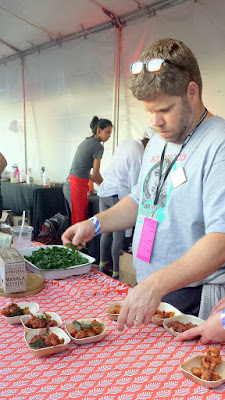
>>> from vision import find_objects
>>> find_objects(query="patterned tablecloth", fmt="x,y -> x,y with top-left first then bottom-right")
0,268 -> 224,400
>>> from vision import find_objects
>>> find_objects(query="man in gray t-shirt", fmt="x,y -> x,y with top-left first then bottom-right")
62,38 -> 225,330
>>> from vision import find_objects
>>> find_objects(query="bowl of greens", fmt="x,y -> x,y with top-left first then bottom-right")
18,245 -> 95,279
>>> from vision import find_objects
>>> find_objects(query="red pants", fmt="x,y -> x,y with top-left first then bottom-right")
69,175 -> 89,225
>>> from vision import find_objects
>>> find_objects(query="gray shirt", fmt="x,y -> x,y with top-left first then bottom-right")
70,138 -> 104,179
130,116 -> 225,285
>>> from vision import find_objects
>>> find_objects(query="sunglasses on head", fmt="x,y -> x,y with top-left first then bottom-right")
130,58 -> 185,75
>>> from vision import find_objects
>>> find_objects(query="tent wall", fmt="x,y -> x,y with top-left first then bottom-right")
1,0 -> 225,182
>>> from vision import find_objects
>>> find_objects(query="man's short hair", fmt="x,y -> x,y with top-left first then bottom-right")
131,38 -> 202,101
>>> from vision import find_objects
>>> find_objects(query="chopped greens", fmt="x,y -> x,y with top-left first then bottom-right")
72,320 -> 103,330
29,338 -> 47,349
65,243 -> 87,251
24,246 -> 89,270
10,308 -> 26,317
37,312 -> 50,321
72,320 -> 82,331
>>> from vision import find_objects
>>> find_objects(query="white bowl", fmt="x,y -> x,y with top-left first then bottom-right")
25,327 -> 71,357
181,353 -> 225,388
151,302 -> 182,325
106,301 -> 124,321
163,314 -> 205,336
17,245 -> 95,280
65,318 -> 107,344
2,302 -> 39,325
21,311 -> 62,331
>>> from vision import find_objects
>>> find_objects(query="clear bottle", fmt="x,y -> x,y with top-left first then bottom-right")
41,167 -> 47,186
26,168 -> 31,184
20,170 -> 24,183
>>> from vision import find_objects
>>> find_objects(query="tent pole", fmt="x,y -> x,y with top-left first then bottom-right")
112,26 -> 122,153
21,58 -> 27,174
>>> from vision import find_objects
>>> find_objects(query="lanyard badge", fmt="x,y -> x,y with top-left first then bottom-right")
136,217 -> 157,262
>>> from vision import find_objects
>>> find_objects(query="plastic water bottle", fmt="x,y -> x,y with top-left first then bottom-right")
26,168 -> 31,184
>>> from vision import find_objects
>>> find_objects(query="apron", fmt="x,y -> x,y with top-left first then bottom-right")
69,174 -> 89,225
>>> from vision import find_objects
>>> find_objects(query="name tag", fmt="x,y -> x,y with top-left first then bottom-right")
136,217 -> 157,263
171,166 -> 187,189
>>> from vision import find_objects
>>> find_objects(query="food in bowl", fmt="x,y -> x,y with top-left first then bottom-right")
167,320 -> 197,333
70,319 -> 104,339
106,301 -> 124,321
24,312 -> 58,329
1,302 -> 40,325
1,302 -> 30,317
191,347 -> 222,381
109,303 -> 122,315
29,331 -> 65,349
25,327 -> 71,357
153,309 -> 175,319
151,302 -> 182,325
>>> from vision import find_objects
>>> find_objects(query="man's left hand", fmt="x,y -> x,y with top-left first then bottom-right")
117,279 -> 161,331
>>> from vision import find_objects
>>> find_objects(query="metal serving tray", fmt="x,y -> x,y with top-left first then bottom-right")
18,245 -> 95,280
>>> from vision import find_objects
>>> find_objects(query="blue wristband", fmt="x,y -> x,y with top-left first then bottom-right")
89,216 -> 101,236
221,309 -> 225,329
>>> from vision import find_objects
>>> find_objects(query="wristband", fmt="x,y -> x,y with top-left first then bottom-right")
221,309 -> 225,329
89,216 -> 101,236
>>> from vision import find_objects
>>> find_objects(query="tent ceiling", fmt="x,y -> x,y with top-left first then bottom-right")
0,0 -> 190,64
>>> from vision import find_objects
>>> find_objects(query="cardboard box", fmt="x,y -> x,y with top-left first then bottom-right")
0,210 -> 13,226
0,247 -> 26,293
119,251 -> 136,287
12,215 -> 29,227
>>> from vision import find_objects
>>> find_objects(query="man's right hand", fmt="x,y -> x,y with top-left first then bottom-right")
61,219 -> 95,249
175,312 -> 225,344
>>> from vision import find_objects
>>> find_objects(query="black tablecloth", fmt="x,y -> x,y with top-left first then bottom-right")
1,181 -> 67,237
1,181 -> 100,262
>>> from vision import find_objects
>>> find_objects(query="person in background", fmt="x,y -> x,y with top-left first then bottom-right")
62,38 -> 225,331
98,134 -> 151,279
0,153 -> 7,218
176,297 -> 225,344
63,116 -> 112,225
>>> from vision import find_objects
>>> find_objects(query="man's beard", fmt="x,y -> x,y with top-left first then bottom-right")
174,98 -> 195,144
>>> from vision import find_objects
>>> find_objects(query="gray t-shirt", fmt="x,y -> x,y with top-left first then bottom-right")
70,138 -> 104,179
130,116 -> 225,285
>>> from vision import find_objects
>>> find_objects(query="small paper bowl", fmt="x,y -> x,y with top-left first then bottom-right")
181,354 -> 225,388
106,301 -> 124,321
163,314 -> 205,336
151,302 -> 182,325
65,318 -> 107,344
20,312 -> 62,331
25,327 -> 71,357
2,302 -> 39,325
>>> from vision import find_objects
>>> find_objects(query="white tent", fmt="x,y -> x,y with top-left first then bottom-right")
0,0 -> 225,182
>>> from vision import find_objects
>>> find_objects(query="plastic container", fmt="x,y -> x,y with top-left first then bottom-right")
26,168 -> 31,184
10,226 -> 34,249
10,164 -> 20,183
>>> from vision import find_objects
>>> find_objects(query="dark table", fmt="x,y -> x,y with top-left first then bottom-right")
1,181 -> 67,238
1,181 -> 100,262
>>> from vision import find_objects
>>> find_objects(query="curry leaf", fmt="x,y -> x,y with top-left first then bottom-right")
24,246 -> 89,270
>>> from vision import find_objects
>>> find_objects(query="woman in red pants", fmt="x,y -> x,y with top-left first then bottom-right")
63,116 -> 112,225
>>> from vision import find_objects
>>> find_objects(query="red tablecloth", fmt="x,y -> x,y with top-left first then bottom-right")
0,269 -> 224,400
